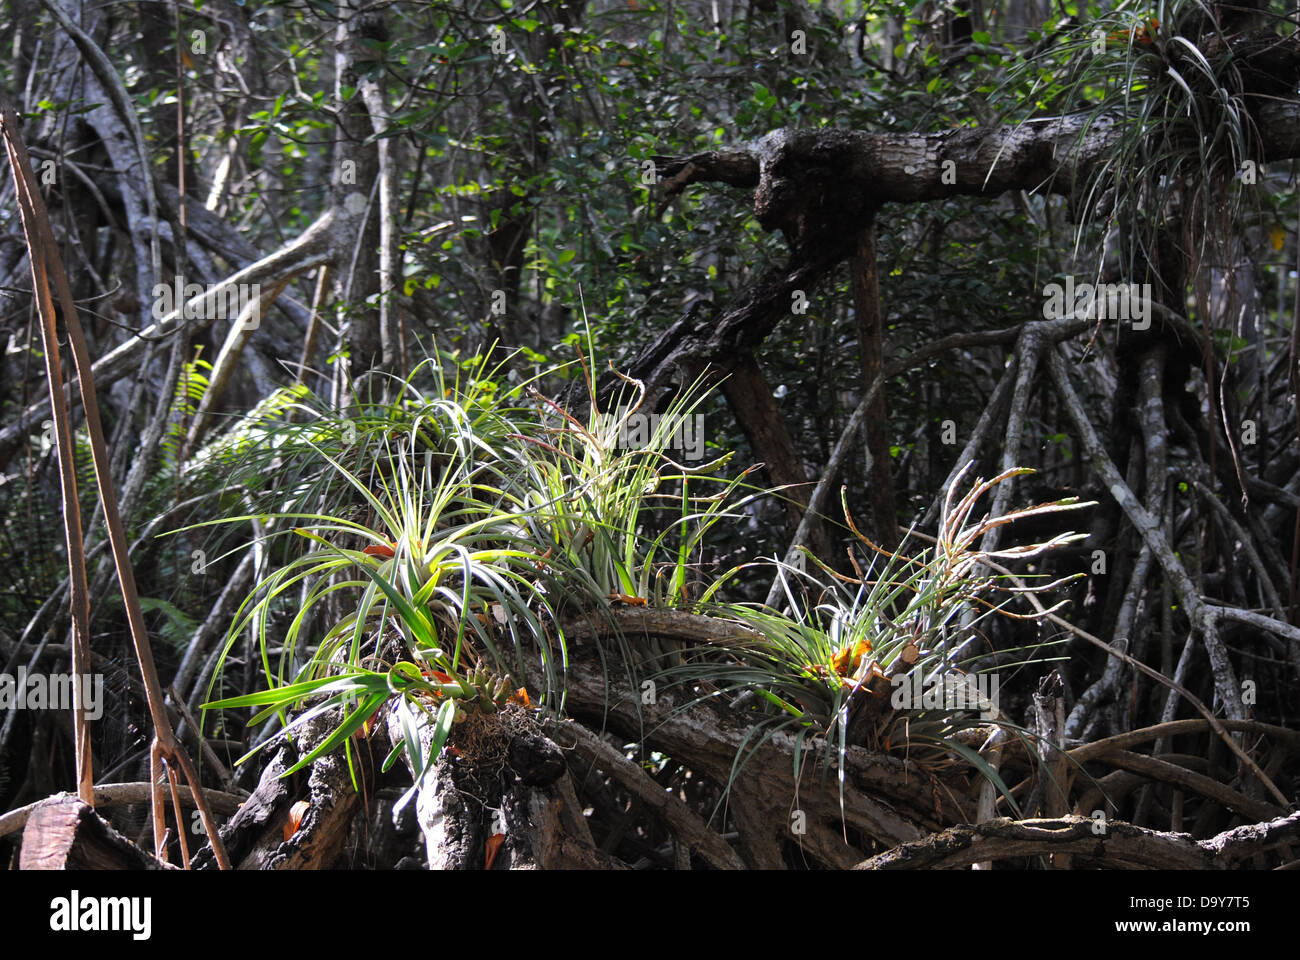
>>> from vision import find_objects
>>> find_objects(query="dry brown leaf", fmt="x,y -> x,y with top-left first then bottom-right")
485,833 -> 505,870
284,800 -> 310,842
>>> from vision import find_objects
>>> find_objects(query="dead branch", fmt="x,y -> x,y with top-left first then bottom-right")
855,810 -> 1300,869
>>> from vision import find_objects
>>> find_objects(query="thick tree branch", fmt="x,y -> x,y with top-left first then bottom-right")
658,98 -> 1300,210
855,810 -> 1300,870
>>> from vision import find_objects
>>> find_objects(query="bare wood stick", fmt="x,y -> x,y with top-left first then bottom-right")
1,99 -> 94,805
1070,718 -> 1300,764
166,685 -> 233,792
150,741 -> 167,864
1098,749 -> 1281,822
980,326 -> 1045,555
978,553 -> 1291,809
0,98 -> 231,869
855,810 -> 1300,870
541,717 -> 746,870
1045,345 -> 1246,720
166,763 -> 192,868
0,783 -> 246,840
559,607 -> 768,647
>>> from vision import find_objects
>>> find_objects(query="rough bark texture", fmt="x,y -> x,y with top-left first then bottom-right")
20,794 -> 173,870
191,706 -> 382,870
854,811 -> 1300,870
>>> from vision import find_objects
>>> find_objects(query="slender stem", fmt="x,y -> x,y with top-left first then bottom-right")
0,97 -> 232,869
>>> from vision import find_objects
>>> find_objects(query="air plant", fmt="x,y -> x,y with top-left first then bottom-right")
192,354 -> 565,799
654,464 -> 1093,817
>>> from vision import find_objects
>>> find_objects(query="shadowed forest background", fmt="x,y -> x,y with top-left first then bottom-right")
2,0 -> 1300,870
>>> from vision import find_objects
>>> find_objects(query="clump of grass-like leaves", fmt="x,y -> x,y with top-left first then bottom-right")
655,465 -> 1093,814
191,343 -> 762,802
508,362 -> 753,606
990,0 -> 1268,280
187,337 -> 1094,823
192,354 -> 572,800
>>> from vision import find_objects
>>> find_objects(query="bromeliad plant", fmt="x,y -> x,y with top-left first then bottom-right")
989,0 -> 1266,282
197,360 -> 570,797
508,359 -> 759,610
192,337 -> 1093,825
503,358 -> 769,681
656,465 -> 1093,813
195,343 -> 764,800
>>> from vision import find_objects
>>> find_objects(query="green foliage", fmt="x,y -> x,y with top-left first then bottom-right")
192,352 -> 563,746
189,336 -> 1086,814
658,465 -> 1091,813
159,351 -> 211,474
991,0 -> 1282,281
193,344 -> 762,792
508,366 -> 751,605
138,596 -> 201,653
